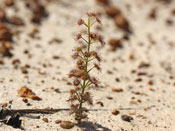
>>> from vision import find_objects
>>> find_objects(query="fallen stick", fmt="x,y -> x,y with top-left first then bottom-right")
1,105 -> 156,120
1,105 -> 156,114
5,107 -> 139,114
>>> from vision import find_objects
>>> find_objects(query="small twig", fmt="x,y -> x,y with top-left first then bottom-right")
3,105 -> 156,114
0,105 -> 156,120
7,108 -> 69,114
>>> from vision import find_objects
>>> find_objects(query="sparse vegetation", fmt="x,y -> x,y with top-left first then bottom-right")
68,13 -> 105,123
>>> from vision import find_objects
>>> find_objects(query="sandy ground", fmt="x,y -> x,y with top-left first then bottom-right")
0,0 -> 175,130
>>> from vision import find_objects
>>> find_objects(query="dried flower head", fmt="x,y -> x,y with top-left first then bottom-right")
95,16 -> 101,24
76,34 -> 82,40
87,13 -> 97,17
90,33 -> 98,40
94,63 -> 101,71
77,19 -> 84,25
98,35 -> 105,46
72,52 -> 79,59
76,60 -> 84,70
73,78 -> 80,86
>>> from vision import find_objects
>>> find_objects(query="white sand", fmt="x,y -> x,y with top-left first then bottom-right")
0,0 -> 175,130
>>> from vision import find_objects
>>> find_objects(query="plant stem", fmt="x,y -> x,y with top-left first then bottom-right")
76,17 -> 91,122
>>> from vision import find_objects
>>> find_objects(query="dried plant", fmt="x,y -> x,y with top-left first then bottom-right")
68,13 -> 105,123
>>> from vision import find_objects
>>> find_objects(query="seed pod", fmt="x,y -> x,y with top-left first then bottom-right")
68,94 -> 77,102
90,51 -> 97,56
89,77 -> 99,87
69,69 -> 84,78
94,63 -> 101,71
76,34 -> 82,40
84,52 -> 90,57
72,52 -> 79,59
87,13 -> 96,17
70,89 -> 76,94
98,35 -> 105,46
77,19 -> 84,25
76,60 -> 84,70
73,79 -> 80,86
76,47 -> 82,52
90,33 -> 98,40
95,53 -> 101,62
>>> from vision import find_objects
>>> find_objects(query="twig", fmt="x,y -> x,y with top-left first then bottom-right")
2,105 -> 156,114
0,105 -> 156,120
9,108 -> 69,114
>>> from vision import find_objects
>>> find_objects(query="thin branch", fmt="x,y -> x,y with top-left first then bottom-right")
80,50 -> 85,58
88,57 -> 95,62
90,21 -> 97,27
75,92 -> 81,102
83,23 -> 88,27
81,36 -> 88,44
87,66 -> 95,73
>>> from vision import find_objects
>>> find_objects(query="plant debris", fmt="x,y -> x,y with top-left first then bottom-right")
18,86 -> 42,101
121,115 -> 133,122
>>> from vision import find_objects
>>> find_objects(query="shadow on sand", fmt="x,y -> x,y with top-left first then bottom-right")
77,121 -> 111,131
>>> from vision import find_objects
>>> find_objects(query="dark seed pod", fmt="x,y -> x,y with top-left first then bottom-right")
73,79 -> 80,86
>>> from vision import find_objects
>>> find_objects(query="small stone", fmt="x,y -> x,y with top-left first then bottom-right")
115,77 -> 120,82
0,41 -> 13,57
22,98 -> 28,103
171,9 -> 175,16
42,118 -> 48,123
0,8 -> 6,21
148,120 -> 152,124
54,88 -> 60,93
129,100 -> 137,105
2,102 -> 8,107
106,6 -> 121,18
121,115 -> 133,122
96,0 -> 110,5
106,96 -> 113,99
18,86 -> 33,97
4,0 -> 14,6
0,22 -> 12,41
12,58 -> 20,65
112,109 -> 120,115
129,112 -> 136,115
0,60 -> 4,64
148,8 -> 157,19
31,95 -> 42,101
21,67 -> 28,74
60,121 -> 74,129
112,88 -> 123,92
166,19 -> 174,26
31,2 -> 47,24
8,16 -> 24,26
114,15 -> 130,32
138,62 -> 150,68
26,103 -> 31,106
109,39 -> 123,51
55,120 -> 61,124
96,101 -> 104,107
